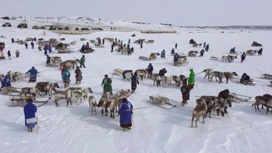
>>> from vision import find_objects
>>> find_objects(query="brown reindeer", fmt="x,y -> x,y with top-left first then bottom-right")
191,98 -> 208,128
36,82 -> 59,96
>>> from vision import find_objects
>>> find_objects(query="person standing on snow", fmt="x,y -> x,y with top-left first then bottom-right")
175,43 -> 178,49
146,63 -> 153,78
15,50 -> 20,58
241,52 -> 246,63
101,74 -> 113,95
203,42 -> 206,48
7,50 -> 11,60
24,98 -> 37,132
48,45 -> 52,54
205,44 -> 209,52
62,67 -> 70,88
119,98 -> 133,131
75,66 -> 82,85
111,42 -> 114,52
188,69 -> 195,89
11,38 -> 14,44
26,67 -> 38,83
80,55 -> 86,68
131,73 -> 139,93
180,79 -> 191,106
171,48 -> 175,54
199,49 -> 205,57
1,74 -> 11,87
161,50 -> 166,59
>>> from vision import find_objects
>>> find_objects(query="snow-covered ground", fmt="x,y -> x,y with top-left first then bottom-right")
0,18 -> 272,153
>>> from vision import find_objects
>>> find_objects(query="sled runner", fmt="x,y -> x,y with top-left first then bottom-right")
229,92 -> 252,102
8,97 -> 51,107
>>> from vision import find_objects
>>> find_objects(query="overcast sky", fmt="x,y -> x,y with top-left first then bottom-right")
0,0 -> 270,26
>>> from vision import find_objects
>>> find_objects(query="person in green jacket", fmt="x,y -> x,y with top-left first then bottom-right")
188,69 -> 195,89
101,74 -> 113,95
80,55 -> 86,68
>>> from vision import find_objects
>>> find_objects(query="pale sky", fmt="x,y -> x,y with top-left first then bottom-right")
0,0 -> 270,26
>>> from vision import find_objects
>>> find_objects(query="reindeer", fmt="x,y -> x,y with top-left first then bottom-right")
161,76 -> 172,86
171,75 -> 181,86
203,68 -> 213,80
19,87 -> 39,100
149,53 -> 160,60
36,82 -> 59,96
191,98 -> 207,128
53,89 -> 72,107
97,96 -> 109,115
188,51 -> 198,57
252,96 -> 272,113
153,75 -> 162,87
88,96 -> 97,115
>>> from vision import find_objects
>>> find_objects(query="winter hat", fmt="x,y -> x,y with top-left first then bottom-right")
105,74 -> 108,77
122,98 -> 128,103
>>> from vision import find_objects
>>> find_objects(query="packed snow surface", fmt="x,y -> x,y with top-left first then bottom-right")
0,19 -> 271,153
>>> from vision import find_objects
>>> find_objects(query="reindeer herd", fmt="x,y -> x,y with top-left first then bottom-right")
114,68 -> 188,88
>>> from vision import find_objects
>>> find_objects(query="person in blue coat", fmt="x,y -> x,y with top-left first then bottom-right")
62,68 -> 70,87
24,98 -> 37,132
171,48 -> 175,54
161,50 -> 166,59
122,70 -> 133,79
173,53 -> 179,62
26,67 -> 38,83
48,45 -> 52,53
119,98 -> 133,131
146,63 -> 153,78
1,75 -> 11,87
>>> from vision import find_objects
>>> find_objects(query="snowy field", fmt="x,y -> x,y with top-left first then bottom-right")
0,19 -> 272,153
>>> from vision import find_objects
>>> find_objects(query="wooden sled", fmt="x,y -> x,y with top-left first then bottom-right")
229,92 -> 252,102
261,74 -> 272,80
209,56 -> 219,61
139,56 -> 151,61
8,97 -> 51,107
148,95 -> 180,110
58,49 -> 73,53
230,77 -> 256,86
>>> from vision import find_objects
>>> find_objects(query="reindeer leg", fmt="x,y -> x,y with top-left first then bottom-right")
94,106 -> 97,115
105,108 -> 108,116
191,116 -> 194,127
195,117 -> 198,127
112,111 -> 115,119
